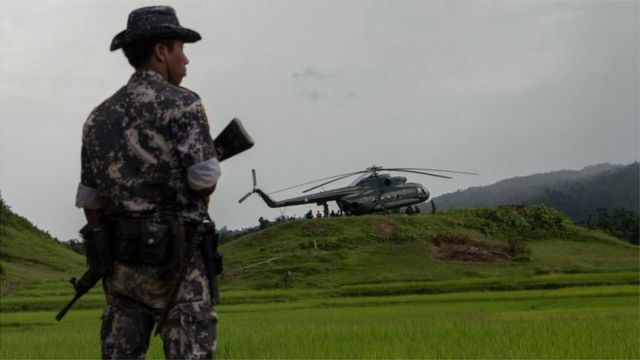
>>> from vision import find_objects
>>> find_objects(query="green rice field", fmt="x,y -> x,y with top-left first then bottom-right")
1,283 -> 638,359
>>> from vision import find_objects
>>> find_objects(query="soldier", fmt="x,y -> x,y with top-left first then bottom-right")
75,6 -> 219,359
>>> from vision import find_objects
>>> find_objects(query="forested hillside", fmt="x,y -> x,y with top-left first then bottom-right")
429,163 -> 638,221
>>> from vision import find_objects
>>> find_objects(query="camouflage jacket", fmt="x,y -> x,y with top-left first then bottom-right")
76,70 -> 220,222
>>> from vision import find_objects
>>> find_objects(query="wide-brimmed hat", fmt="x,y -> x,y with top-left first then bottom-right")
110,6 -> 201,51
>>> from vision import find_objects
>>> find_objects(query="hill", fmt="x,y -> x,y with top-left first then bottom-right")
0,203 -> 637,312
428,163 -> 639,223
220,206 -> 638,291
0,194 -> 85,296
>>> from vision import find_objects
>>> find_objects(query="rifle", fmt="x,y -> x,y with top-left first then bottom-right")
154,221 -> 218,335
55,270 -> 102,321
56,118 -> 253,321
56,224 -> 111,321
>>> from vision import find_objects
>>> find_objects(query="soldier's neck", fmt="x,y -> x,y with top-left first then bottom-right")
138,63 -> 169,83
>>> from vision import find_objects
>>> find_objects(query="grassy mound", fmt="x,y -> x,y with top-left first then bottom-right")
220,206 -> 638,290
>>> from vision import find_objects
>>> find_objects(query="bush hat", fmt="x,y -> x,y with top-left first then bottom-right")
110,6 -> 201,51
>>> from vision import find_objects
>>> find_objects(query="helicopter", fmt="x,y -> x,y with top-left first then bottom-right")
239,166 -> 476,216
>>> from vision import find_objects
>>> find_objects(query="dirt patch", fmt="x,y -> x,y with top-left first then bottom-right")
303,223 -> 328,236
431,234 -> 527,262
372,221 -> 397,237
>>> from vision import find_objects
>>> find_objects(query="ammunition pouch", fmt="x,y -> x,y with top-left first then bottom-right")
112,217 -> 178,276
201,223 -> 222,275
199,222 -> 222,304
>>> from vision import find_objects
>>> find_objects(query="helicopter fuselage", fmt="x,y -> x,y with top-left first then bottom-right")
336,174 -> 430,214
253,173 -> 430,215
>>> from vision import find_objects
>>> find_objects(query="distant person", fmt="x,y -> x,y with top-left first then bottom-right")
431,200 -> 437,215
414,205 -> 421,214
75,6 -> 218,358
259,216 -> 267,229
405,206 -> 414,215
305,210 -> 314,219
316,210 -> 322,218
330,210 -> 336,217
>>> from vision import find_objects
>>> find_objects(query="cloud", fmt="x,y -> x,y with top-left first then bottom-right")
292,67 -> 333,80
293,67 -> 344,101
300,88 -> 323,101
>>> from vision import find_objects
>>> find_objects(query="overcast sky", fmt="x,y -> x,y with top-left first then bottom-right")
1,0 -> 638,241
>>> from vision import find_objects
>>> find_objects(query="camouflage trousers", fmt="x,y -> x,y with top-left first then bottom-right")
101,252 -> 216,359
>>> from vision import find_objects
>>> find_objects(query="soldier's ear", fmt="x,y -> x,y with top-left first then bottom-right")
153,43 -> 168,64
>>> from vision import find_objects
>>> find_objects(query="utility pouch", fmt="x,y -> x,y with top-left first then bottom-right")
114,218 -> 140,263
138,222 -> 171,265
113,217 -> 172,266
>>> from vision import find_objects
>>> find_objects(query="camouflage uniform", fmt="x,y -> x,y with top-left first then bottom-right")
77,70 -> 219,358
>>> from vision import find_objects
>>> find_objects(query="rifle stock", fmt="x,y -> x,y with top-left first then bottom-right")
214,118 -> 254,162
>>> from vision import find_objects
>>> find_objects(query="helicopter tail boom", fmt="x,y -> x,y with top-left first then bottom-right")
255,189 -> 279,207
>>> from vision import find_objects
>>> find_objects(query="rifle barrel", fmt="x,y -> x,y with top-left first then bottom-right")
55,294 -> 81,321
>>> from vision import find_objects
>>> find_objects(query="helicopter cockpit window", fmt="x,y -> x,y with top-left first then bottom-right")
350,173 -> 370,186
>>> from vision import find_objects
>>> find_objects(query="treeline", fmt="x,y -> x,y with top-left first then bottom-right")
218,215 -> 297,245
590,208 -> 639,245
429,162 -> 639,244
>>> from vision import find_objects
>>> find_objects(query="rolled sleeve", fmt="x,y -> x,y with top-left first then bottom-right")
75,183 -> 103,209
187,157 -> 221,190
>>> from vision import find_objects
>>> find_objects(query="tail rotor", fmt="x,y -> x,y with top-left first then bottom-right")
238,169 -> 257,203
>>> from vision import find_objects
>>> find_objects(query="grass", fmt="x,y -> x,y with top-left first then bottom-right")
2,271 -> 637,312
219,213 -> 638,290
1,205 -> 638,358
1,285 -> 638,359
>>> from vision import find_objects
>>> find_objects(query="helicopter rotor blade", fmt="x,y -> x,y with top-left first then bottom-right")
257,165 -> 473,199
303,169 -> 371,193
385,167 -> 478,175
301,170 -> 369,193
269,170 -> 366,195
386,169 -> 452,179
